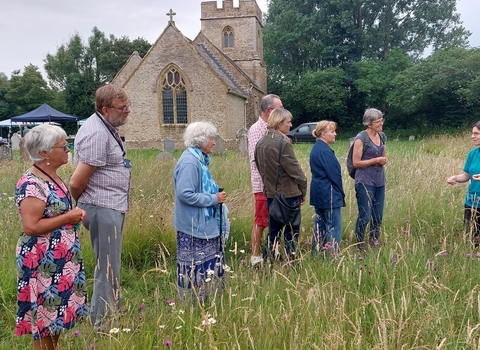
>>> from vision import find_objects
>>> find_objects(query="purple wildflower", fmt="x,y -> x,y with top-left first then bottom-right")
139,303 -> 145,310
74,330 -> 80,337
163,339 -> 173,346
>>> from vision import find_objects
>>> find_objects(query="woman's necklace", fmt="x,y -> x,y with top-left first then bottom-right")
32,164 -> 73,210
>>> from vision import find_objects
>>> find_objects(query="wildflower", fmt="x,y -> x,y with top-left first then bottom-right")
139,303 -> 145,310
403,230 -> 409,234
88,344 -> 97,349
109,328 -> 120,334
150,215 -> 154,218
305,240 -> 311,245
159,325 -> 166,329
175,325 -> 182,330
441,251 -> 448,257
240,249 -> 245,253
206,269 -> 214,276
201,317 -> 217,326
240,259 -> 246,264
359,265 -> 363,270
163,338 -> 173,346
160,216 -> 164,220
434,266 -> 438,271
476,253 -> 480,258
359,256 -> 364,261
223,265 -> 232,272
405,219 -> 410,223
179,309 -> 185,314
74,331 -> 80,337
167,299 -> 175,306
467,253 -> 472,258
204,278 -> 212,283
242,297 -> 254,301
427,260 -> 434,265
373,241 -> 380,246
122,328 -> 131,333
391,257 -> 397,264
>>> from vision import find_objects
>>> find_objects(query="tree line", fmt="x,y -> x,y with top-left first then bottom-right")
0,0 -> 478,136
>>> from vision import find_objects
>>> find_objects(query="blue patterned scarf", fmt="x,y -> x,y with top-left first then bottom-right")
188,147 -> 219,223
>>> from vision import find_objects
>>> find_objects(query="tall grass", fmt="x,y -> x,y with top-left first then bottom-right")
1,133 -> 480,349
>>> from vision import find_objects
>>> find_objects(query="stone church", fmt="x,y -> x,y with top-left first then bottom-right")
112,0 -> 267,150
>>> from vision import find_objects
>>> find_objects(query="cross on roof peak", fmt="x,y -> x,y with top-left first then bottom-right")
167,8 -> 176,24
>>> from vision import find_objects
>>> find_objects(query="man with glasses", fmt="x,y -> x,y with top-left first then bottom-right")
70,84 -> 132,333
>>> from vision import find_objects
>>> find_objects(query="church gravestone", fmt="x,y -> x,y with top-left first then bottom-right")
236,128 -> 248,155
156,139 -> 175,161
213,134 -> 225,154
0,145 -> 12,161
11,133 -> 21,150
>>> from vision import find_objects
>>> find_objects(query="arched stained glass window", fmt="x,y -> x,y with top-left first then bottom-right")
161,67 -> 188,124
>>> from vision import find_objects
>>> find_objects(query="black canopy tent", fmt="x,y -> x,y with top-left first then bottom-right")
11,103 -> 78,123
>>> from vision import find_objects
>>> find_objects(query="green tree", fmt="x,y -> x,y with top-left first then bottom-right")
0,73 -> 10,119
4,65 -> 52,116
45,27 -> 150,118
388,47 -> 480,130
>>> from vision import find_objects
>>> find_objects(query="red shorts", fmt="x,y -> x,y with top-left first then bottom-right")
254,192 -> 269,227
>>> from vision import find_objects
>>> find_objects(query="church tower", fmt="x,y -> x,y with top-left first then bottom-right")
200,0 -> 267,92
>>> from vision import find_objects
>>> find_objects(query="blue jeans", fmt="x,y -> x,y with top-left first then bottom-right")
263,195 -> 302,261
312,206 -> 341,255
354,183 -> 385,245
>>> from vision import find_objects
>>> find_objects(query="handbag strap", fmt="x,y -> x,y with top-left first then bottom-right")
274,138 -> 284,192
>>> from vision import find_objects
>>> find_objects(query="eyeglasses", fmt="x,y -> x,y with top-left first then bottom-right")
472,132 -> 480,137
112,102 -> 131,113
371,118 -> 384,124
52,143 -> 70,151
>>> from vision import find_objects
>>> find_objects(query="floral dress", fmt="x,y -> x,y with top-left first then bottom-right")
15,171 -> 89,340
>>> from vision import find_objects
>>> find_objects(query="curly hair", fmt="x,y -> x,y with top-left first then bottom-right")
183,122 -> 217,148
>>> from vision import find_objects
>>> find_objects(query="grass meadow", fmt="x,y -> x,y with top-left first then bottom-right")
1,133 -> 480,349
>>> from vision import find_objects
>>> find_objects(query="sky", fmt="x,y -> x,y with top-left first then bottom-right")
0,0 -> 478,79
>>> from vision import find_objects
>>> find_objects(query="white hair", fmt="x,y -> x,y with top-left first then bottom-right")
183,122 -> 217,148
24,124 -> 67,163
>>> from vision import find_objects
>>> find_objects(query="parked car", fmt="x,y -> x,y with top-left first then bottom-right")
286,122 -> 318,142
0,138 -> 7,146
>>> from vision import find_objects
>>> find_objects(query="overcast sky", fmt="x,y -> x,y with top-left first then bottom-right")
0,0 -> 478,79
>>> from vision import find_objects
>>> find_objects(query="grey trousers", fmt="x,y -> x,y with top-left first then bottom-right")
80,204 -> 125,332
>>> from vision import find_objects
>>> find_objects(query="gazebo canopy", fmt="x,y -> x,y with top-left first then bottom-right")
11,103 -> 78,123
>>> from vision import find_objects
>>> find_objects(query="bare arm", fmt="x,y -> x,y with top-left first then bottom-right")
352,139 -> 387,168
447,172 -> 470,185
69,161 -> 97,201
20,197 -> 86,236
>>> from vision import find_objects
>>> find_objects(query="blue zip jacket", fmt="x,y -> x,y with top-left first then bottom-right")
309,139 -> 345,209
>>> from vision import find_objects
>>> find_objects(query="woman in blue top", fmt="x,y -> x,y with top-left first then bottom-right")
310,121 -> 345,256
352,108 -> 387,248
447,121 -> 480,247
174,121 -> 228,302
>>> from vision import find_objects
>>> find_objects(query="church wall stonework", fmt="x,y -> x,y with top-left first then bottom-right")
115,0 -> 266,150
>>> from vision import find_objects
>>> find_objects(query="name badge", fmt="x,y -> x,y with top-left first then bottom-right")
124,158 -> 132,168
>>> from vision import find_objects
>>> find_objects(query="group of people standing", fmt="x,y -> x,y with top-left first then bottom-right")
248,95 -> 388,267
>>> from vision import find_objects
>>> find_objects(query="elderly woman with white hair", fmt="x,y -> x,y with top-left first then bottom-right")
14,124 -> 88,350
174,121 -> 227,302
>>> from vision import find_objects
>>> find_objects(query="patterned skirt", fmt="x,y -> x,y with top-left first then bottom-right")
176,231 -> 225,303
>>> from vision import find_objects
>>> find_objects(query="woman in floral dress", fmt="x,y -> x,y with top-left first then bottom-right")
15,124 -> 88,350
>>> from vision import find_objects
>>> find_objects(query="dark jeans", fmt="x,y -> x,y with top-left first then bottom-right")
354,183 -> 385,246
263,195 -> 302,261
312,206 -> 341,255
464,205 -> 480,246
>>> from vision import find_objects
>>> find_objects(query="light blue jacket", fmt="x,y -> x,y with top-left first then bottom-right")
173,150 -> 220,239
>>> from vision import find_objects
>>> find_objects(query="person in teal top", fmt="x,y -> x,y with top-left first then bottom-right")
447,121 -> 480,247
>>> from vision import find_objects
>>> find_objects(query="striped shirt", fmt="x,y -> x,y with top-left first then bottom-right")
247,117 -> 267,193
74,112 -> 131,212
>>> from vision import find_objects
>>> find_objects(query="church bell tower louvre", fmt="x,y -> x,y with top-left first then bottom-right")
200,0 -> 266,92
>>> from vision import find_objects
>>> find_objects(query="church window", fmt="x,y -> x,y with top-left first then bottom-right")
161,67 -> 188,124
223,26 -> 234,48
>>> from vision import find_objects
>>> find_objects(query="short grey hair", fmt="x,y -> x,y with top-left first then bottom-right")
260,94 -> 281,113
24,124 -> 67,163
363,108 -> 384,126
183,121 -> 217,148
